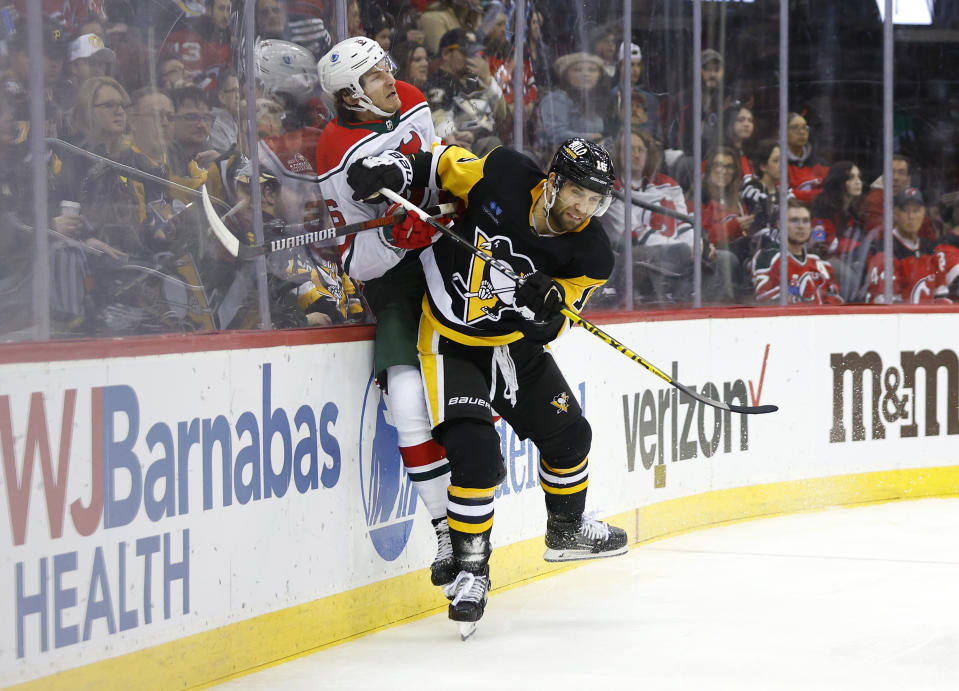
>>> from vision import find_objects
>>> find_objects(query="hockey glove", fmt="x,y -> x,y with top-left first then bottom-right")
383,202 -> 438,249
514,271 -> 565,322
346,150 -> 413,202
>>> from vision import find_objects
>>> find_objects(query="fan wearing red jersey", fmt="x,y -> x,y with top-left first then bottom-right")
865,187 -> 949,304
752,199 -> 843,304
162,0 -> 233,90
934,192 -> 959,301
315,37 -> 455,587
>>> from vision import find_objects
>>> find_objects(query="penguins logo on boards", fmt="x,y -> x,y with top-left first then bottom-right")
450,228 -> 535,323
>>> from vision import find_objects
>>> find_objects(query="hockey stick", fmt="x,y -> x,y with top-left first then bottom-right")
613,188 -> 695,225
380,188 -> 777,415
200,184 -> 457,258
46,138 -> 229,208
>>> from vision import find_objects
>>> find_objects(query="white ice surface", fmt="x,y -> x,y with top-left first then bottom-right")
217,498 -> 959,690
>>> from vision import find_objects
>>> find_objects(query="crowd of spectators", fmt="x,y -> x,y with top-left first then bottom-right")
1,0 -> 957,341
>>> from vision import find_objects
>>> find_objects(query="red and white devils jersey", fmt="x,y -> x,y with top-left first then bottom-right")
608,173 -> 694,247
751,247 -> 843,304
315,80 -> 439,280
934,234 -> 959,300
419,145 -> 613,346
865,229 -> 948,304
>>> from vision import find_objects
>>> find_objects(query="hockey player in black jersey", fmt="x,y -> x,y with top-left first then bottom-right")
347,138 -> 629,638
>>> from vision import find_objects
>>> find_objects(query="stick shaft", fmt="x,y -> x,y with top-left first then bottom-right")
47,138 -> 228,207
615,189 -> 695,224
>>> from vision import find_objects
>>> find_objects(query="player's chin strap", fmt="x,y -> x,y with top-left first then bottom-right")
379,187 -> 779,416
346,93 -> 395,119
541,178 -> 561,235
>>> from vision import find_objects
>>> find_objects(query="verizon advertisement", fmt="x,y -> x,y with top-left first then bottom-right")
2,310 -> 957,687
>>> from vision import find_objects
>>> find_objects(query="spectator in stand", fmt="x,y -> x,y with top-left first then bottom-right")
208,68 -> 240,154
120,87 -> 190,250
347,0 -> 363,37
700,147 -> 753,247
364,6 -> 395,51
162,0 -> 234,90
255,0 -> 334,60
226,162 -> 362,328
419,0 -> 482,56
480,2 -> 538,146
811,161 -> 872,302
535,52 -> 612,153
4,17 -> 71,138
612,42 -> 661,144
865,187 -> 948,304
66,33 -> 116,85
751,199 -> 843,304
602,127 -> 734,305
392,41 -> 430,92
667,48 -> 724,156
425,28 -> 505,155
126,87 -> 176,186
525,7 -> 555,99
699,147 -> 753,296
934,192 -> 959,300
168,86 -> 219,200
589,24 -> 618,79
785,111 -> 829,203
720,103 -> 755,178
862,154 -> 936,242
57,76 -> 154,260
0,89 -> 35,335
158,56 -> 191,89
739,139 -> 788,244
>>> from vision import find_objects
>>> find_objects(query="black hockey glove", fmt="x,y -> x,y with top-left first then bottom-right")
346,150 -> 413,203
514,271 -> 565,322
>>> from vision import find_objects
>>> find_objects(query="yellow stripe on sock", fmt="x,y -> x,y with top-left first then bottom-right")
448,485 -> 497,499
540,457 -> 587,475
540,479 -> 589,495
448,516 -> 494,534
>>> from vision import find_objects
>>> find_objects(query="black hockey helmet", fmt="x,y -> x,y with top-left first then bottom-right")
548,137 -> 616,216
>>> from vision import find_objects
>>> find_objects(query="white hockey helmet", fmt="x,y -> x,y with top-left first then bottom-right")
254,39 -> 319,105
317,36 -> 397,118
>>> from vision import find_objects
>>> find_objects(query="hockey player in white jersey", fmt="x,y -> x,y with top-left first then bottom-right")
315,37 -> 455,586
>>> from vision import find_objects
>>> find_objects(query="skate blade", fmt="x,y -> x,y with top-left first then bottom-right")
543,544 -> 629,562
459,621 -> 478,641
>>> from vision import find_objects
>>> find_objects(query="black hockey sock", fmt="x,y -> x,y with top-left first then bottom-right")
539,457 -> 588,521
447,485 -> 494,573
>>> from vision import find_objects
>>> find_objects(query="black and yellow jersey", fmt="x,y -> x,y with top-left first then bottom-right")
417,145 -> 613,347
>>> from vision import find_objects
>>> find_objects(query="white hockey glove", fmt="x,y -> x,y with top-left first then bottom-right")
346,150 -> 413,203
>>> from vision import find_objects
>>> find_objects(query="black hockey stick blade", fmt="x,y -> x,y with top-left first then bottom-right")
201,184 -> 456,259
377,190 -> 777,415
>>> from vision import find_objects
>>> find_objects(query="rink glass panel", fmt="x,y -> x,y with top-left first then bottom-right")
6,1 -> 955,342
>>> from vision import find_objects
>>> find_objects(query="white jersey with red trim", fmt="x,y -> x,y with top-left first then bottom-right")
315,81 -> 440,281
607,172 -> 694,248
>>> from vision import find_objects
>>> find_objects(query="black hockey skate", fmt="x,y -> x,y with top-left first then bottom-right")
443,567 -> 490,641
430,517 -> 456,587
543,511 -> 628,562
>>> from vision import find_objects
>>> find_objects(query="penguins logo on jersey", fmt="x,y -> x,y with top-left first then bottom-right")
551,392 -> 570,414
451,228 -> 535,323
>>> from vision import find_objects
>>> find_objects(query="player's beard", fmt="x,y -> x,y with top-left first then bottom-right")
546,199 -> 589,234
